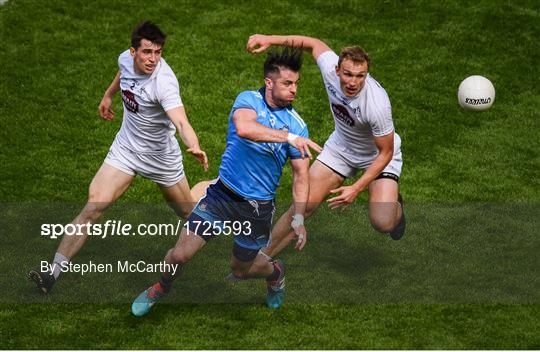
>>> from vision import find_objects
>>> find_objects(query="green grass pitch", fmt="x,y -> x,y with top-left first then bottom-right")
1,0 -> 539,349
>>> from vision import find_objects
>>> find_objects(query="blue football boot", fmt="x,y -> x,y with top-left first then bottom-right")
132,283 -> 167,317
266,259 -> 285,309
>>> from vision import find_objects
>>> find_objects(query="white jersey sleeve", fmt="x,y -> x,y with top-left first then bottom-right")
316,50 -> 339,82
364,82 -> 394,137
155,64 -> 183,112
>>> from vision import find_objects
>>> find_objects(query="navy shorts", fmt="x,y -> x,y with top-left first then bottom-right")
185,179 -> 275,261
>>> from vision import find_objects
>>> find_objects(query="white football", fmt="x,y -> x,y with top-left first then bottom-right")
458,75 -> 495,111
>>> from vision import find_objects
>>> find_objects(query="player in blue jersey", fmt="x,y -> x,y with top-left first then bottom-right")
246,34 -> 406,260
131,47 -> 322,316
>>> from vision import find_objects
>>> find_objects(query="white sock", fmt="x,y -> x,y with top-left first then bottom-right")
52,252 -> 69,279
258,249 -> 273,262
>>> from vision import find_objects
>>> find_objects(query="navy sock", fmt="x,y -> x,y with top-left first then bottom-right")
159,275 -> 174,292
266,261 -> 281,282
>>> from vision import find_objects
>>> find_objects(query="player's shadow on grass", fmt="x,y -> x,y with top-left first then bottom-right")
278,209 -> 396,303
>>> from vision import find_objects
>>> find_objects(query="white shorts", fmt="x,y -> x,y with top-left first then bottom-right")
317,133 -> 403,179
104,139 -> 185,187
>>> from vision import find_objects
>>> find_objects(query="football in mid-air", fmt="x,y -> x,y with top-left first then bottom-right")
458,75 -> 495,111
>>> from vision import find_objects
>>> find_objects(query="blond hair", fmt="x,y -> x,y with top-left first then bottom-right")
338,46 -> 370,68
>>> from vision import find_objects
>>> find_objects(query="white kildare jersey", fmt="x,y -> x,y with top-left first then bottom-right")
317,51 -> 398,162
114,50 -> 183,154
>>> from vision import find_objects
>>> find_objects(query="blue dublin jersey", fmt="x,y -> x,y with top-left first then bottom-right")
219,88 -> 308,200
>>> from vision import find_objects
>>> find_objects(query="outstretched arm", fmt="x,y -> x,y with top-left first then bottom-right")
233,108 -> 322,159
166,106 -> 209,172
246,34 -> 332,61
98,71 -> 121,121
327,132 -> 394,209
289,157 -> 310,250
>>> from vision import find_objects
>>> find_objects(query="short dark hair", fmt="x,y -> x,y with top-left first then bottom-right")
131,21 -> 166,49
338,46 -> 370,68
264,45 -> 303,77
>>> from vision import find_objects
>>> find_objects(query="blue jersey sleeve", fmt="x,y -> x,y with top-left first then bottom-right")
288,122 -> 309,160
231,91 -> 259,114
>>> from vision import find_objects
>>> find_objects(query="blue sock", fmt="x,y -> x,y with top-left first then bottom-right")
159,275 -> 174,292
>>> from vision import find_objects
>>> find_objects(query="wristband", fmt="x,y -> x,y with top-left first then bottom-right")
291,214 -> 304,229
287,132 -> 299,145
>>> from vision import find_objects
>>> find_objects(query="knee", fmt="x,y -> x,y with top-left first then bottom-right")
170,247 -> 193,265
81,195 -> 110,222
370,215 -> 395,233
87,187 -> 113,211
369,201 -> 400,233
